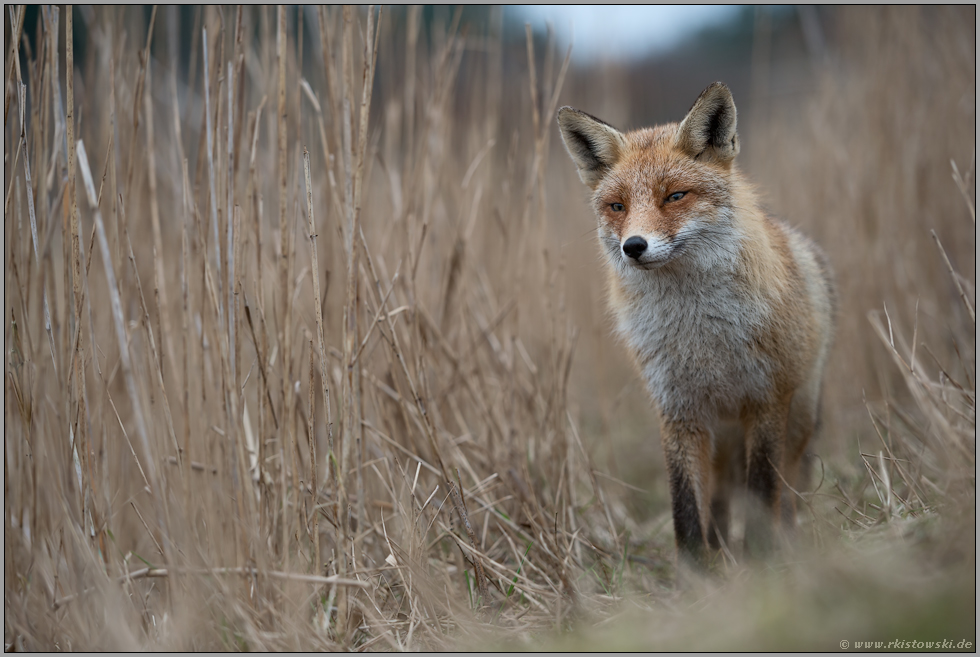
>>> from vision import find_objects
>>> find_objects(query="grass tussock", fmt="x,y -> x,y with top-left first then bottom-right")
4,5 -> 975,651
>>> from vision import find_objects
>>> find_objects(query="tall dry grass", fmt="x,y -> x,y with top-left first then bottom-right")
4,5 -> 975,651
749,6 -> 975,457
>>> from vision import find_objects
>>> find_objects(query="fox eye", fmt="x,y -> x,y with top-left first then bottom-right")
610,203 -> 625,212
666,191 -> 687,203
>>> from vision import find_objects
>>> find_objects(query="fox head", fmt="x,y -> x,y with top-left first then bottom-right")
558,82 -> 743,272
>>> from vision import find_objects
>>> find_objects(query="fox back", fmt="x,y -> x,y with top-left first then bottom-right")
558,83 -> 835,571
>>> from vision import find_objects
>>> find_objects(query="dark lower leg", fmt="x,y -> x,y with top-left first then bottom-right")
744,402 -> 790,558
745,444 -> 780,557
669,470 -> 708,569
661,420 -> 712,571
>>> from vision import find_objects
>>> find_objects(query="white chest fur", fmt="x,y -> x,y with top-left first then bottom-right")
611,260 -> 774,422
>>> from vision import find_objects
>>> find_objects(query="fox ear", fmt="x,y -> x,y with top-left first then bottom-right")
676,82 -> 739,163
557,107 -> 626,189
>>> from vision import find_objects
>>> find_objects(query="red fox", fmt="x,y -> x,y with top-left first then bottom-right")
558,82 -> 835,569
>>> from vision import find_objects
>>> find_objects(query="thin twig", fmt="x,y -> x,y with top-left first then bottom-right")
931,229 -> 974,325
53,566 -> 369,609
448,472 -> 490,608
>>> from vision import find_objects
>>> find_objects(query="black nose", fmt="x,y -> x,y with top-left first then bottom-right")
622,236 -> 647,259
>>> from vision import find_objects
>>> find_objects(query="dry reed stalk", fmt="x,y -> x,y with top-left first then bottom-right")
35,7 -> 50,229
179,155 -> 191,487
144,58 -> 178,389
232,7 -> 247,176
316,6 -> 341,170
244,93 -> 271,517
227,59 -> 237,386
308,342 -> 321,578
3,117 -> 23,221
123,6 -> 157,205
403,5 -> 420,178
276,4 -> 294,571
300,79 -> 344,234
64,130 -> 90,539
448,475 -> 490,608
106,25 -> 121,273
350,2 -> 382,562
3,4 -> 25,125
66,8 -> 81,357
303,148 -> 332,579
336,6 -> 358,637
202,27 -> 223,324
222,44 -> 256,561
225,216 -> 255,570
87,138 -> 117,571
16,79 -> 56,368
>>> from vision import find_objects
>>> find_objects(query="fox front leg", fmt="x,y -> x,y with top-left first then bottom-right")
743,395 -> 793,558
660,418 -> 713,571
